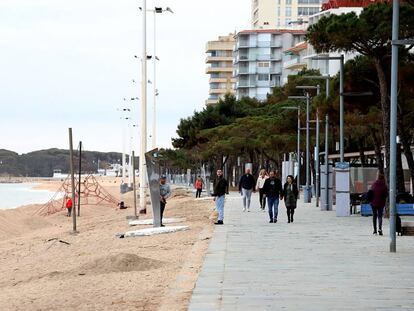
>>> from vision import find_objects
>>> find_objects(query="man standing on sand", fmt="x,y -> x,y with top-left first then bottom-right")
238,168 -> 256,212
159,175 -> 171,227
213,170 -> 228,225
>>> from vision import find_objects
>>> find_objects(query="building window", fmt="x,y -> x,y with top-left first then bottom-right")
286,0 -> 292,4
285,7 -> 292,17
258,74 -> 269,81
257,62 -> 270,67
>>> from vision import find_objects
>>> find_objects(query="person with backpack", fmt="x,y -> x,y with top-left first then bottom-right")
194,176 -> 203,198
238,168 -> 256,212
369,172 -> 388,235
263,170 -> 283,223
282,175 -> 299,223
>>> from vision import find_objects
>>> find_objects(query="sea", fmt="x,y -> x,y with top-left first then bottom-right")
0,183 -> 61,210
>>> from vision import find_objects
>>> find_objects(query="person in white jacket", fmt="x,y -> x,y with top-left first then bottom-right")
256,169 -> 268,210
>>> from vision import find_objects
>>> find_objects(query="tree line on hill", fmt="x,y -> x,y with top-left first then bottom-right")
0,148 -> 123,177
159,2 -> 414,192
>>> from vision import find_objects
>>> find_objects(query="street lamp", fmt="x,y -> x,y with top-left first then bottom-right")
302,75 -> 331,100
288,94 -> 311,203
296,85 -> 320,205
311,55 -> 345,162
281,105 -> 301,198
140,6 -> 174,149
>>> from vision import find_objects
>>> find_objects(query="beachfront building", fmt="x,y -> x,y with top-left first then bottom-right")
205,34 -> 236,105
283,41 -> 308,74
234,29 -> 306,100
306,0 -> 372,75
251,0 -> 322,30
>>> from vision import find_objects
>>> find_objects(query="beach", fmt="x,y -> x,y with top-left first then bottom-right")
0,178 -> 214,311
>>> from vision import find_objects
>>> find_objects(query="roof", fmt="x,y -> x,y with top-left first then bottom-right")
321,0 -> 382,11
237,29 -> 307,35
283,42 -> 308,54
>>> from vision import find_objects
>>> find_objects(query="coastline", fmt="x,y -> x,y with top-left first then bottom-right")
0,178 -> 215,310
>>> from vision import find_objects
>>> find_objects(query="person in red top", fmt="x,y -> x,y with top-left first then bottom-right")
66,197 -> 73,217
194,176 -> 204,198
370,172 -> 388,236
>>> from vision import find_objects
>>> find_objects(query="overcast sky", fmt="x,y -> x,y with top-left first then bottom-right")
0,0 -> 250,154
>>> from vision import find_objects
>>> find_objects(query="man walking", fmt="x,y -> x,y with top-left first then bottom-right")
213,170 -> 228,225
263,170 -> 283,223
239,168 -> 256,212
159,175 -> 171,227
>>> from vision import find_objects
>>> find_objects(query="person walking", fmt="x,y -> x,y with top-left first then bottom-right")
159,175 -> 172,227
66,197 -> 73,217
263,170 -> 283,223
194,176 -> 203,198
239,168 -> 256,212
370,172 -> 388,235
213,170 -> 228,225
282,175 -> 299,223
256,169 -> 268,210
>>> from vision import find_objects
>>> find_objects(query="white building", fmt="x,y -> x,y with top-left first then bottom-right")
234,29 -> 306,100
252,0 -> 322,30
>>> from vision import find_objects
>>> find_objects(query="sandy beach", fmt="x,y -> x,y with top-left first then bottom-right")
0,178 -> 215,311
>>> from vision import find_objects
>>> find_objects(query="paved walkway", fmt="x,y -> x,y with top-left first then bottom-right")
188,192 -> 414,311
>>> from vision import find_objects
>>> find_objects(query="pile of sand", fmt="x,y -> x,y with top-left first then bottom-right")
78,253 -> 164,275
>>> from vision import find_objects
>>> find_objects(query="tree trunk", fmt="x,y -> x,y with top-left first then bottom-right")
371,129 -> 384,173
358,137 -> 366,167
396,144 -> 406,193
373,58 -> 390,180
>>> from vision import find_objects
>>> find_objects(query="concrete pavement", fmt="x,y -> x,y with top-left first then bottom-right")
188,192 -> 414,311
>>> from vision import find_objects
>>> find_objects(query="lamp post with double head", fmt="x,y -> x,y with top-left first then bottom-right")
282,105 -> 301,198
311,55 -> 344,162
139,7 -> 173,149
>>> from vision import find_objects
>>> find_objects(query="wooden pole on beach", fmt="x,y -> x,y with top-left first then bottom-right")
132,151 -> 138,218
78,141 -> 82,217
69,128 -> 77,232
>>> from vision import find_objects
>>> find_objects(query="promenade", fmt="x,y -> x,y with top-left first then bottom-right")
188,192 -> 414,311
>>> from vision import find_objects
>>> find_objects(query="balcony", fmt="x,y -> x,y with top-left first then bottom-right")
257,67 -> 270,74
209,77 -> 236,84
271,54 -> 282,61
283,57 -> 307,70
237,81 -> 255,88
237,67 -> 256,75
257,54 -> 272,61
206,66 -> 234,74
206,56 -> 233,63
270,67 -> 282,74
257,41 -> 271,48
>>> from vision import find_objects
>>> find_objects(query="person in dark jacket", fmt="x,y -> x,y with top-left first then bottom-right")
282,175 -> 299,223
263,170 -> 283,223
213,170 -> 228,225
370,172 -> 388,235
239,168 -> 256,212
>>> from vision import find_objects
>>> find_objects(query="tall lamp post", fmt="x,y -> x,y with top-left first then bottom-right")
140,6 -> 173,149
288,94 -> 311,203
139,0 -> 148,213
282,105 -> 301,198
389,0 -> 414,250
311,55 -> 344,162
303,75 -> 331,210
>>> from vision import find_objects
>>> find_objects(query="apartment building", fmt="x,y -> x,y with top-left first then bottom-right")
306,0 -> 368,75
234,29 -> 306,100
252,0 -> 322,30
205,34 -> 236,105
283,41 -> 308,73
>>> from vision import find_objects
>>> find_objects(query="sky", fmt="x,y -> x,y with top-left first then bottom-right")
0,0 -> 251,154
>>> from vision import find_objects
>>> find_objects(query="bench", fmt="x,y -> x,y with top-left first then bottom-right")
360,203 -> 414,217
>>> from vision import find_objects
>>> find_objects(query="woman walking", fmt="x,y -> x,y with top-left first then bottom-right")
256,169 -> 268,210
370,172 -> 388,235
282,175 -> 299,223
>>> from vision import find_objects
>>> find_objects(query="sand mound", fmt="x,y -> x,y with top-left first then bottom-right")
79,253 -> 164,275
171,188 -> 191,199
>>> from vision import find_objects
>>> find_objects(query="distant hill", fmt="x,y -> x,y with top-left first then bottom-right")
0,148 -> 125,177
